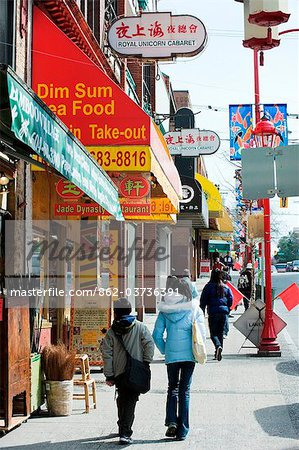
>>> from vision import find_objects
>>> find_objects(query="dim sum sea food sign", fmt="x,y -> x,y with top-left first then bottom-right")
108,12 -> 207,59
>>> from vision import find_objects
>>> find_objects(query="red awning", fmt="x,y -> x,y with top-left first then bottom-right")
32,7 -> 181,199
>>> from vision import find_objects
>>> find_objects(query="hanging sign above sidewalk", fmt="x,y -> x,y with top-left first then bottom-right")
164,129 -> 220,156
108,12 -> 207,59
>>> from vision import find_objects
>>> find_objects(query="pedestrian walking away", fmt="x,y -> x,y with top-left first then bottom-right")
153,276 -> 206,441
101,297 -> 154,445
220,270 -> 232,337
200,270 -> 233,361
223,251 -> 234,274
237,263 -> 253,310
182,268 -> 200,299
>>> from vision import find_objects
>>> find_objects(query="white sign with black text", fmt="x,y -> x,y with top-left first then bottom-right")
108,12 -> 207,59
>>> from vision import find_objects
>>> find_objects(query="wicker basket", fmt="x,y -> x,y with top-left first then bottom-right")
45,380 -> 73,416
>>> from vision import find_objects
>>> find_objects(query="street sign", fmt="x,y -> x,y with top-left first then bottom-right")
242,145 -> 299,200
276,145 -> 299,197
242,147 -> 275,199
199,260 -> 210,276
233,300 -> 287,347
164,129 -> 220,156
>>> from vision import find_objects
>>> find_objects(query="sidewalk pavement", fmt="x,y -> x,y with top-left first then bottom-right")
1,300 -> 299,450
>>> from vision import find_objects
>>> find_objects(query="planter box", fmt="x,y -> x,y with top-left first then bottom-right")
45,380 -> 73,416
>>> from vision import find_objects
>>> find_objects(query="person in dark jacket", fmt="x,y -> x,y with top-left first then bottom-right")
223,251 -> 234,273
200,269 -> 233,361
101,298 -> 154,445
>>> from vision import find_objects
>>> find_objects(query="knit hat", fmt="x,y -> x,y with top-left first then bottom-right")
113,297 -> 132,317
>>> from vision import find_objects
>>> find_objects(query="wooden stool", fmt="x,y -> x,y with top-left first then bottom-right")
73,354 -> 96,413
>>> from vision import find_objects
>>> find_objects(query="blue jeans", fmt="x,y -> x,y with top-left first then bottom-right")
166,362 -> 195,439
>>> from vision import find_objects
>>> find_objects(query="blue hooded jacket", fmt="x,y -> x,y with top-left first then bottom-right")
152,294 -> 206,364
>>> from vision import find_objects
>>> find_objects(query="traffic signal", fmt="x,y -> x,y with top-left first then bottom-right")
280,197 -> 288,208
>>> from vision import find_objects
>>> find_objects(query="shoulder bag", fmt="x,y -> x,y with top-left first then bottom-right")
192,309 -> 207,365
113,331 -> 151,394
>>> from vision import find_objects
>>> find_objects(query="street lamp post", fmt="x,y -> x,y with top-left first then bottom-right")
236,0 -> 291,357
252,117 -> 281,355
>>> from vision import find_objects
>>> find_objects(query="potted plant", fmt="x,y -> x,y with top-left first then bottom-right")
42,343 -> 76,416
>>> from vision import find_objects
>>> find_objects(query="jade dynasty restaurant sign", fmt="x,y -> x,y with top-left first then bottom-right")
108,12 -> 207,59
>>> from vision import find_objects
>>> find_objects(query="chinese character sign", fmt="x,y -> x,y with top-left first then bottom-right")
229,105 -> 253,161
108,12 -> 207,59
164,129 -> 220,156
118,175 -> 150,199
263,104 -> 288,147
56,179 -> 84,199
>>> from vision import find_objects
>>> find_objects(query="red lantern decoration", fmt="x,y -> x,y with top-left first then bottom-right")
252,116 -> 279,148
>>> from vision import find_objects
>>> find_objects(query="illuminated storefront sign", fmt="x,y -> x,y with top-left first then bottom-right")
54,202 -> 151,217
108,12 -> 207,59
56,179 -> 84,199
54,198 -> 177,217
88,146 -> 151,171
164,129 -> 220,156
118,175 -> 150,199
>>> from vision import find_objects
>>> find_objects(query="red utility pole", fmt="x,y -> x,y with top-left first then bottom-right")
253,49 -> 280,355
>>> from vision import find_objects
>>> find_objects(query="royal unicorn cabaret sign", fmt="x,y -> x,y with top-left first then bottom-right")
164,129 -> 220,156
108,12 -> 207,59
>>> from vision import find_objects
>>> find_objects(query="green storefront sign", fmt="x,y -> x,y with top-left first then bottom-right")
0,65 -> 123,220
208,240 -> 230,253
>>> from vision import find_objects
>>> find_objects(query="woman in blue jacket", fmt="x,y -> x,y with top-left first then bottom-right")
200,269 -> 233,361
153,277 -> 206,441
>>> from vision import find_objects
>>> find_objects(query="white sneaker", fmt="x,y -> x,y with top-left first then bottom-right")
119,436 -> 133,445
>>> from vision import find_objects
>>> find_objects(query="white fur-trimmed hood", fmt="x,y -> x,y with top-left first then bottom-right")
158,297 -> 199,314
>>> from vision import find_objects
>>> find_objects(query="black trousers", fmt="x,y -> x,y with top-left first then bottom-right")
208,313 -> 226,350
116,386 -> 139,437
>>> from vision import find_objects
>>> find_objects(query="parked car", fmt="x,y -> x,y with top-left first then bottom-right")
286,261 -> 293,272
292,260 -> 299,272
271,265 -> 278,273
275,263 -> 287,273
